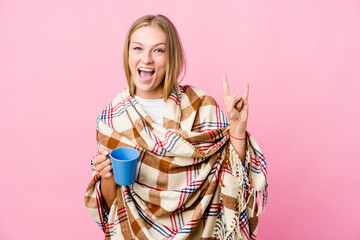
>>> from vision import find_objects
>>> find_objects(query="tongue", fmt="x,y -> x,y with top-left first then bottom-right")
140,70 -> 154,79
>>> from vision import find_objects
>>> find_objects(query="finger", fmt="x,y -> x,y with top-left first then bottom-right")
95,158 -> 111,173
227,95 -> 241,112
222,74 -> 230,97
102,165 -> 113,178
235,98 -> 243,111
104,172 -> 113,178
92,154 -> 108,165
243,81 -> 249,100
98,147 -> 110,156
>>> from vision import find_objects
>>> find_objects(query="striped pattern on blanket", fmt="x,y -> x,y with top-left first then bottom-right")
85,84 -> 267,239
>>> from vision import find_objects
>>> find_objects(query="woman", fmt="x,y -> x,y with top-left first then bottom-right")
85,14 -> 268,240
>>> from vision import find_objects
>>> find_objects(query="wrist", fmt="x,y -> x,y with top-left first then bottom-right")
229,124 -> 246,137
229,132 -> 246,140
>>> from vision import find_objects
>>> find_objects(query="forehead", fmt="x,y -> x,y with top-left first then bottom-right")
130,25 -> 166,44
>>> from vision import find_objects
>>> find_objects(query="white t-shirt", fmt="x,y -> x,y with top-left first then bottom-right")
134,96 -> 165,126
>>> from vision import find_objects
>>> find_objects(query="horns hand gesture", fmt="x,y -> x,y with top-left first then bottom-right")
222,74 -> 249,131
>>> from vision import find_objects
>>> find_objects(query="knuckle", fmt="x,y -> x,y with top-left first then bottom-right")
93,157 -> 100,165
93,155 -> 105,164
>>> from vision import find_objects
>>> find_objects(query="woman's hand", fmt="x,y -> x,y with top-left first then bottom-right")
222,74 -> 249,135
93,147 -> 117,209
93,147 -> 113,178
222,74 -> 249,163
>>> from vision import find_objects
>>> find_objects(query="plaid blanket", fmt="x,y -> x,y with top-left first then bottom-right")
85,84 -> 268,240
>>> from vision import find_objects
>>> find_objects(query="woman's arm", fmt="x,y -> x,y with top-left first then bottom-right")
93,147 -> 117,209
100,176 -> 117,209
229,123 -> 247,165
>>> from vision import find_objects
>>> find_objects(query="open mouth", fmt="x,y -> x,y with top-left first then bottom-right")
138,67 -> 155,81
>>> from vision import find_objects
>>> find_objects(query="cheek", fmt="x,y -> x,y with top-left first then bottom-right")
128,53 -> 137,67
158,57 -> 167,70
128,57 -> 137,74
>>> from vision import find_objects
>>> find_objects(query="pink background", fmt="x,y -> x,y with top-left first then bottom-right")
1,0 -> 359,239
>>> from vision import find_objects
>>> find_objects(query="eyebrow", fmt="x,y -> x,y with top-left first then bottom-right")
131,41 -> 166,46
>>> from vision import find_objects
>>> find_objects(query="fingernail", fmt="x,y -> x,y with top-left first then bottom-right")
104,150 -> 109,155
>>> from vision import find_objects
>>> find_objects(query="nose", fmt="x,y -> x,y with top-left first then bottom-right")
141,50 -> 154,64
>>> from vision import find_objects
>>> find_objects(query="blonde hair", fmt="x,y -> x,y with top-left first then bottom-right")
123,15 -> 186,100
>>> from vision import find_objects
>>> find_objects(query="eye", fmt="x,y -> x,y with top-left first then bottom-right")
133,47 -> 142,51
154,48 -> 165,53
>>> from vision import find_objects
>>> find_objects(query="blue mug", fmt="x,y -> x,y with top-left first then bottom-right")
109,147 -> 140,186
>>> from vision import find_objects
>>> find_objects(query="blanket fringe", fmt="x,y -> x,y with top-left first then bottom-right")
228,144 -> 248,213
215,218 -> 226,239
222,142 -> 268,239
221,144 -> 247,239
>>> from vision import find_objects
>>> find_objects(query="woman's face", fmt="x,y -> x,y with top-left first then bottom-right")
129,26 -> 167,99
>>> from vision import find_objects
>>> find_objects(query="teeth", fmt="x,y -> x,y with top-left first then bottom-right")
139,68 -> 154,72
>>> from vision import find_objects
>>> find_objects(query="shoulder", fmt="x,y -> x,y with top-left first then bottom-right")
98,88 -> 130,115
112,88 -> 130,105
